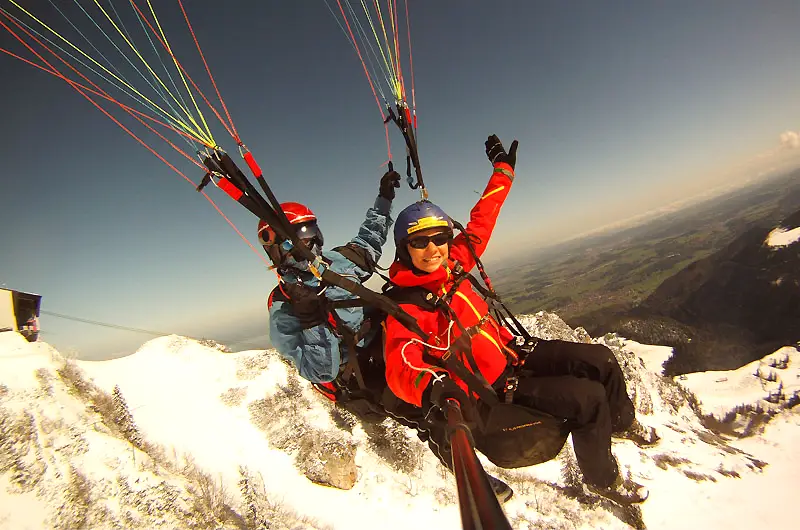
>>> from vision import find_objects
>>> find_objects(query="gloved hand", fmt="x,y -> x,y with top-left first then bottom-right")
283,282 -> 327,329
379,169 -> 402,201
428,375 -> 471,411
485,134 -> 519,170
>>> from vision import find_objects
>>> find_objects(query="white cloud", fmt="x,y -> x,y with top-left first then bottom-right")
779,130 -> 800,149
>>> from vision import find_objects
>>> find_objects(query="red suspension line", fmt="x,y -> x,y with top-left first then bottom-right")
390,0 -> 405,101
0,15 -> 204,183
128,0 -> 237,143
0,47 -> 213,151
0,16 -> 270,267
371,0 -> 392,83
176,0 -> 240,144
404,0 -> 416,124
0,11 -> 212,149
335,0 -> 392,161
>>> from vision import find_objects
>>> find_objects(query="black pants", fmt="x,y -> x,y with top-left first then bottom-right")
510,339 -> 635,486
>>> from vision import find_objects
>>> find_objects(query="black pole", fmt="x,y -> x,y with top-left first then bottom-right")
446,400 -> 512,530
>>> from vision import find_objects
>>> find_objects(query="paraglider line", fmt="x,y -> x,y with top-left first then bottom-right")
334,0 -> 388,120
177,0 -> 240,143
343,1 -> 392,99
0,13 -> 213,149
125,0 -> 194,130
0,15 -> 268,266
5,0 -> 211,146
0,8 -> 199,150
404,0 -> 416,125
369,0 -> 399,92
0,47 -> 211,151
334,0 -> 392,160
353,0 -> 396,91
128,0 -> 237,142
64,0 -> 193,133
95,0 -> 214,144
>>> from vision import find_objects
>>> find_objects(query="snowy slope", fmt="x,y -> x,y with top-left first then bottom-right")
77,335 -> 464,530
678,346 -> 800,419
0,332 -> 247,530
619,339 -> 674,376
3,312 -> 800,529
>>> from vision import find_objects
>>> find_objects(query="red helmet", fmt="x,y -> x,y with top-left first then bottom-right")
258,202 -> 324,265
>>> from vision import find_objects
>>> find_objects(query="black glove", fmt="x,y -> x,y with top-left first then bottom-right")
428,375 -> 471,411
485,134 -> 519,170
379,170 -> 402,201
283,283 -> 327,329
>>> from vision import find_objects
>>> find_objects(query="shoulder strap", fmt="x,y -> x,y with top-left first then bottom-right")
383,285 -> 439,312
331,243 -> 376,274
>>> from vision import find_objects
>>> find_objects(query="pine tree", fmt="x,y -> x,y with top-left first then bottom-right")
559,439 -> 583,492
238,466 -> 268,529
111,385 -> 143,448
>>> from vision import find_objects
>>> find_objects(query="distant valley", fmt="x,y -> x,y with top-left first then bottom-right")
493,169 -> 800,374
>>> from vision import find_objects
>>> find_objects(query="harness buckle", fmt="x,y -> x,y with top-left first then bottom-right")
503,375 -> 519,404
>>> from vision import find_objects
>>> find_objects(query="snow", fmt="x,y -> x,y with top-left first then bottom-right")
0,332 -> 209,530
619,339 -> 674,375
765,226 -> 800,247
678,346 -> 800,418
642,411 -> 800,529
0,474 -> 49,530
77,335 -> 462,530
3,328 -> 800,529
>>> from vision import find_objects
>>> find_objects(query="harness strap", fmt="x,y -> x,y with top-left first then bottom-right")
327,298 -> 369,310
503,376 -> 519,404
463,273 -> 533,342
330,311 -> 368,392
441,349 -> 500,406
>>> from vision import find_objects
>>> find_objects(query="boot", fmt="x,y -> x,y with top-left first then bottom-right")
613,418 -> 660,447
586,475 -> 649,505
487,475 -> 514,504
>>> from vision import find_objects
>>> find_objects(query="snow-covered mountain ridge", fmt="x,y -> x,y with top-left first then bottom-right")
2,311 -> 799,529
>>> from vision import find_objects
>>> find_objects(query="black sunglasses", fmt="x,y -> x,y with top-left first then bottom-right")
407,231 -> 453,249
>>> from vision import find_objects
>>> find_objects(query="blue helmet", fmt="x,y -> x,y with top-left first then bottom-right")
393,201 -> 454,245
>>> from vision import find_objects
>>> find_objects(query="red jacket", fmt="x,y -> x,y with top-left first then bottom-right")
384,162 -> 516,406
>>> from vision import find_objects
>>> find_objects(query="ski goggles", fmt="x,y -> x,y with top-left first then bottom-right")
407,230 -> 453,249
295,222 -> 324,247
260,221 -> 324,248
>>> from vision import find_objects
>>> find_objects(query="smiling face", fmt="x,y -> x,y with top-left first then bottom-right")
406,228 -> 452,273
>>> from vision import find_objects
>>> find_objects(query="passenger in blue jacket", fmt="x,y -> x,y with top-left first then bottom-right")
259,170 -> 401,407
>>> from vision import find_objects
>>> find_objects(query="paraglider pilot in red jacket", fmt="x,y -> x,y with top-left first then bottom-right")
382,135 -> 654,505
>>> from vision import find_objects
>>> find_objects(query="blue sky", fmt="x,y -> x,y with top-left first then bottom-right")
2,1 -> 800,359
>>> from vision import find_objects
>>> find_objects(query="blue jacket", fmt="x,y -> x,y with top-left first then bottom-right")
268,196 -> 392,383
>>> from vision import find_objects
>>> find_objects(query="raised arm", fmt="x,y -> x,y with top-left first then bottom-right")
450,135 -> 518,271
348,170 -> 401,264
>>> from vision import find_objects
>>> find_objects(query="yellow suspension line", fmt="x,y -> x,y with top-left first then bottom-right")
387,0 -> 404,100
359,0 -> 398,98
370,0 -> 402,100
7,0 -> 211,147
144,0 -> 214,145
91,0 -> 214,146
